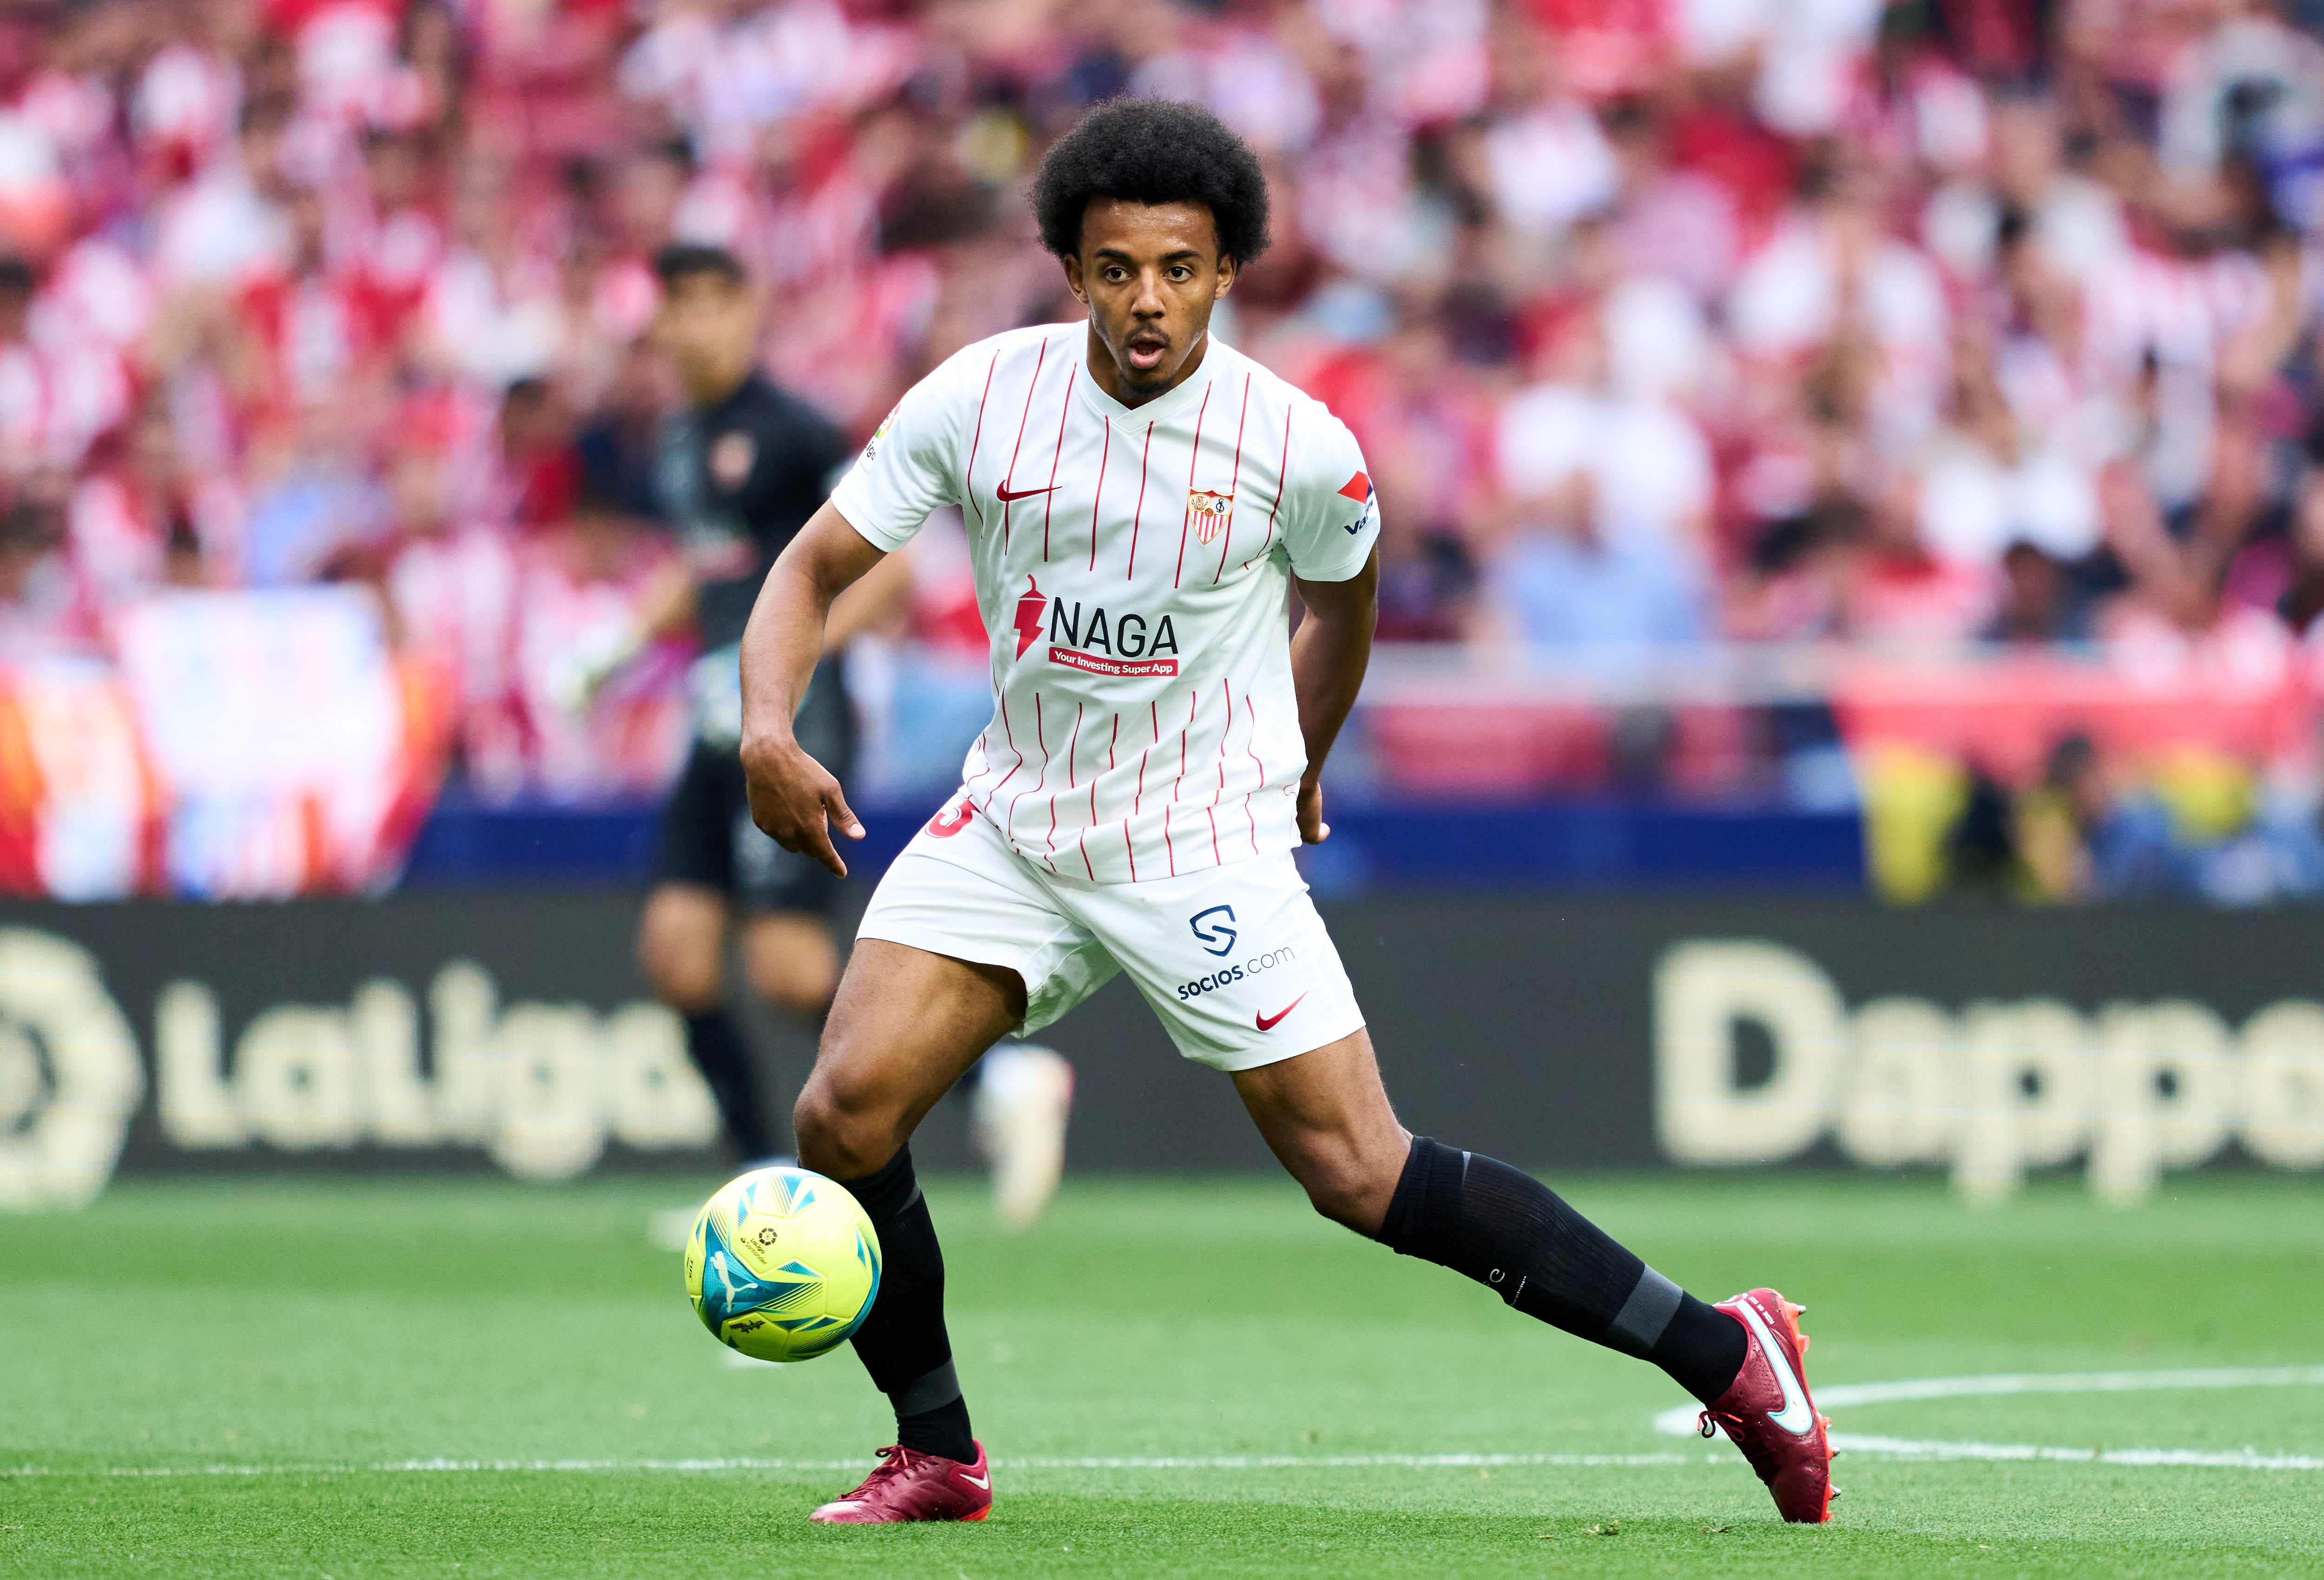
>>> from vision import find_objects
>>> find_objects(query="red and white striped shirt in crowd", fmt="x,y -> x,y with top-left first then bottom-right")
832,323 -> 1380,885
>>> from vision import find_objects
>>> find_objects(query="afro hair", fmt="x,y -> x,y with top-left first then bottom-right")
1032,98 -> 1271,266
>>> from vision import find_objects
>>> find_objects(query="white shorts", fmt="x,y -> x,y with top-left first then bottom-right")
858,797 -> 1366,1073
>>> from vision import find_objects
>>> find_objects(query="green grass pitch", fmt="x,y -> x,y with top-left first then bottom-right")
4,1170 -> 2321,1577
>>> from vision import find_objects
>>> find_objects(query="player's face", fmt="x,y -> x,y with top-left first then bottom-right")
654,272 -> 760,404
1064,198 -> 1238,404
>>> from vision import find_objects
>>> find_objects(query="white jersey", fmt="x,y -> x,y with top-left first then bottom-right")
832,323 -> 1378,884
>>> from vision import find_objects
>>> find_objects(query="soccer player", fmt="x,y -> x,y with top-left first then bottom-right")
736,101 -> 1836,1526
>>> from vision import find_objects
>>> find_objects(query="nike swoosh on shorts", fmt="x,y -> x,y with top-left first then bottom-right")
1256,994 -> 1307,1031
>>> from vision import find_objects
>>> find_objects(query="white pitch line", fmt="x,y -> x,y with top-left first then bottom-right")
1,1452 -> 1716,1481
13,1365 -> 2320,1483
1817,1436 -> 2324,1472
1815,1364 -> 2324,1410
1653,1361 -> 2324,1437
1651,1362 -> 2324,1469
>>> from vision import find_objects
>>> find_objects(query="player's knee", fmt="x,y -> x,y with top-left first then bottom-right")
791,1073 -> 895,1179
1281,1135 -> 1400,1234
1294,1152 -> 1390,1233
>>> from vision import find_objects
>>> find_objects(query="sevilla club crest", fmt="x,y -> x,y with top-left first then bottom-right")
1187,488 -> 1234,546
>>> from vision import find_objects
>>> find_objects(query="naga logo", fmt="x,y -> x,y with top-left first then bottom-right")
1009,577 -> 1184,676
1189,905 -> 1236,956
1041,595 -> 1180,678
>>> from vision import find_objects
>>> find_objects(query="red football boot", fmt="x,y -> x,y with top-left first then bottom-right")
1698,1289 -> 1836,1523
808,1442 -> 993,1524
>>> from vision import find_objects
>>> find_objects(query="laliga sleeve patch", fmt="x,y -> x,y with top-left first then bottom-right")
860,403 -> 899,463
1337,471 -> 1371,502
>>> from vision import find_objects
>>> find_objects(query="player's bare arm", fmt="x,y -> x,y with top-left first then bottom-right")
1287,552 -> 1380,845
737,500 -> 883,876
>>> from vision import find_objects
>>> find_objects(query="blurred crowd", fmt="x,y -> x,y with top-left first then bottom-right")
11,0 -> 2324,813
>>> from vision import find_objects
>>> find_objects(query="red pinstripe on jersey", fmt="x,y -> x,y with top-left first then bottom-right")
1089,717 -> 1111,820
1127,701 -> 1158,881
1136,701 -> 1156,813
1078,710 -> 1113,880
1007,692 -> 1051,868
960,349 -> 1001,528
1211,374 -> 1252,585
982,693 -> 1023,811
1162,686 -> 1197,876
1242,694 -> 1264,854
1041,363 -> 1075,561
1047,700 -> 1084,869
1125,422 -> 1153,578
1171,381 -> 1215,588
1248,403 -> 1293,568
1202,678 -> 1233,864
1085,418 -> 1111,571
995,336 -> 1050,551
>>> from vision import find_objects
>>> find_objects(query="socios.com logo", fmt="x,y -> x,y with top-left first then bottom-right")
1189,906 -> 1236,956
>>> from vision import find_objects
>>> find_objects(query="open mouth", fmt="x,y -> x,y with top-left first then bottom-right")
1125,333 -> 1169,373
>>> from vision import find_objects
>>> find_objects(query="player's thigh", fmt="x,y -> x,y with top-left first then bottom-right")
1230,1027 -> 1409,1234
859,799 -> 1123,1041
738,909 -> 838,1016
798,940 -> 1023,1176
805,805 -> 1116,1174
636,882 -> 729,1013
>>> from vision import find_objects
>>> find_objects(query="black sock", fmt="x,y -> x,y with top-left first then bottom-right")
682,1010 -> 772,1160
1374,1136 -> 1747,1405
838,1146 -> 977,1462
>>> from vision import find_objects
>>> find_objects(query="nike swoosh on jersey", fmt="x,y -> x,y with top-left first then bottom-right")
959,1471 -> 990,1489
995,484 -> 1060,501
1255,994 -> 1308,1031
1734,1298 -> 1816,1435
